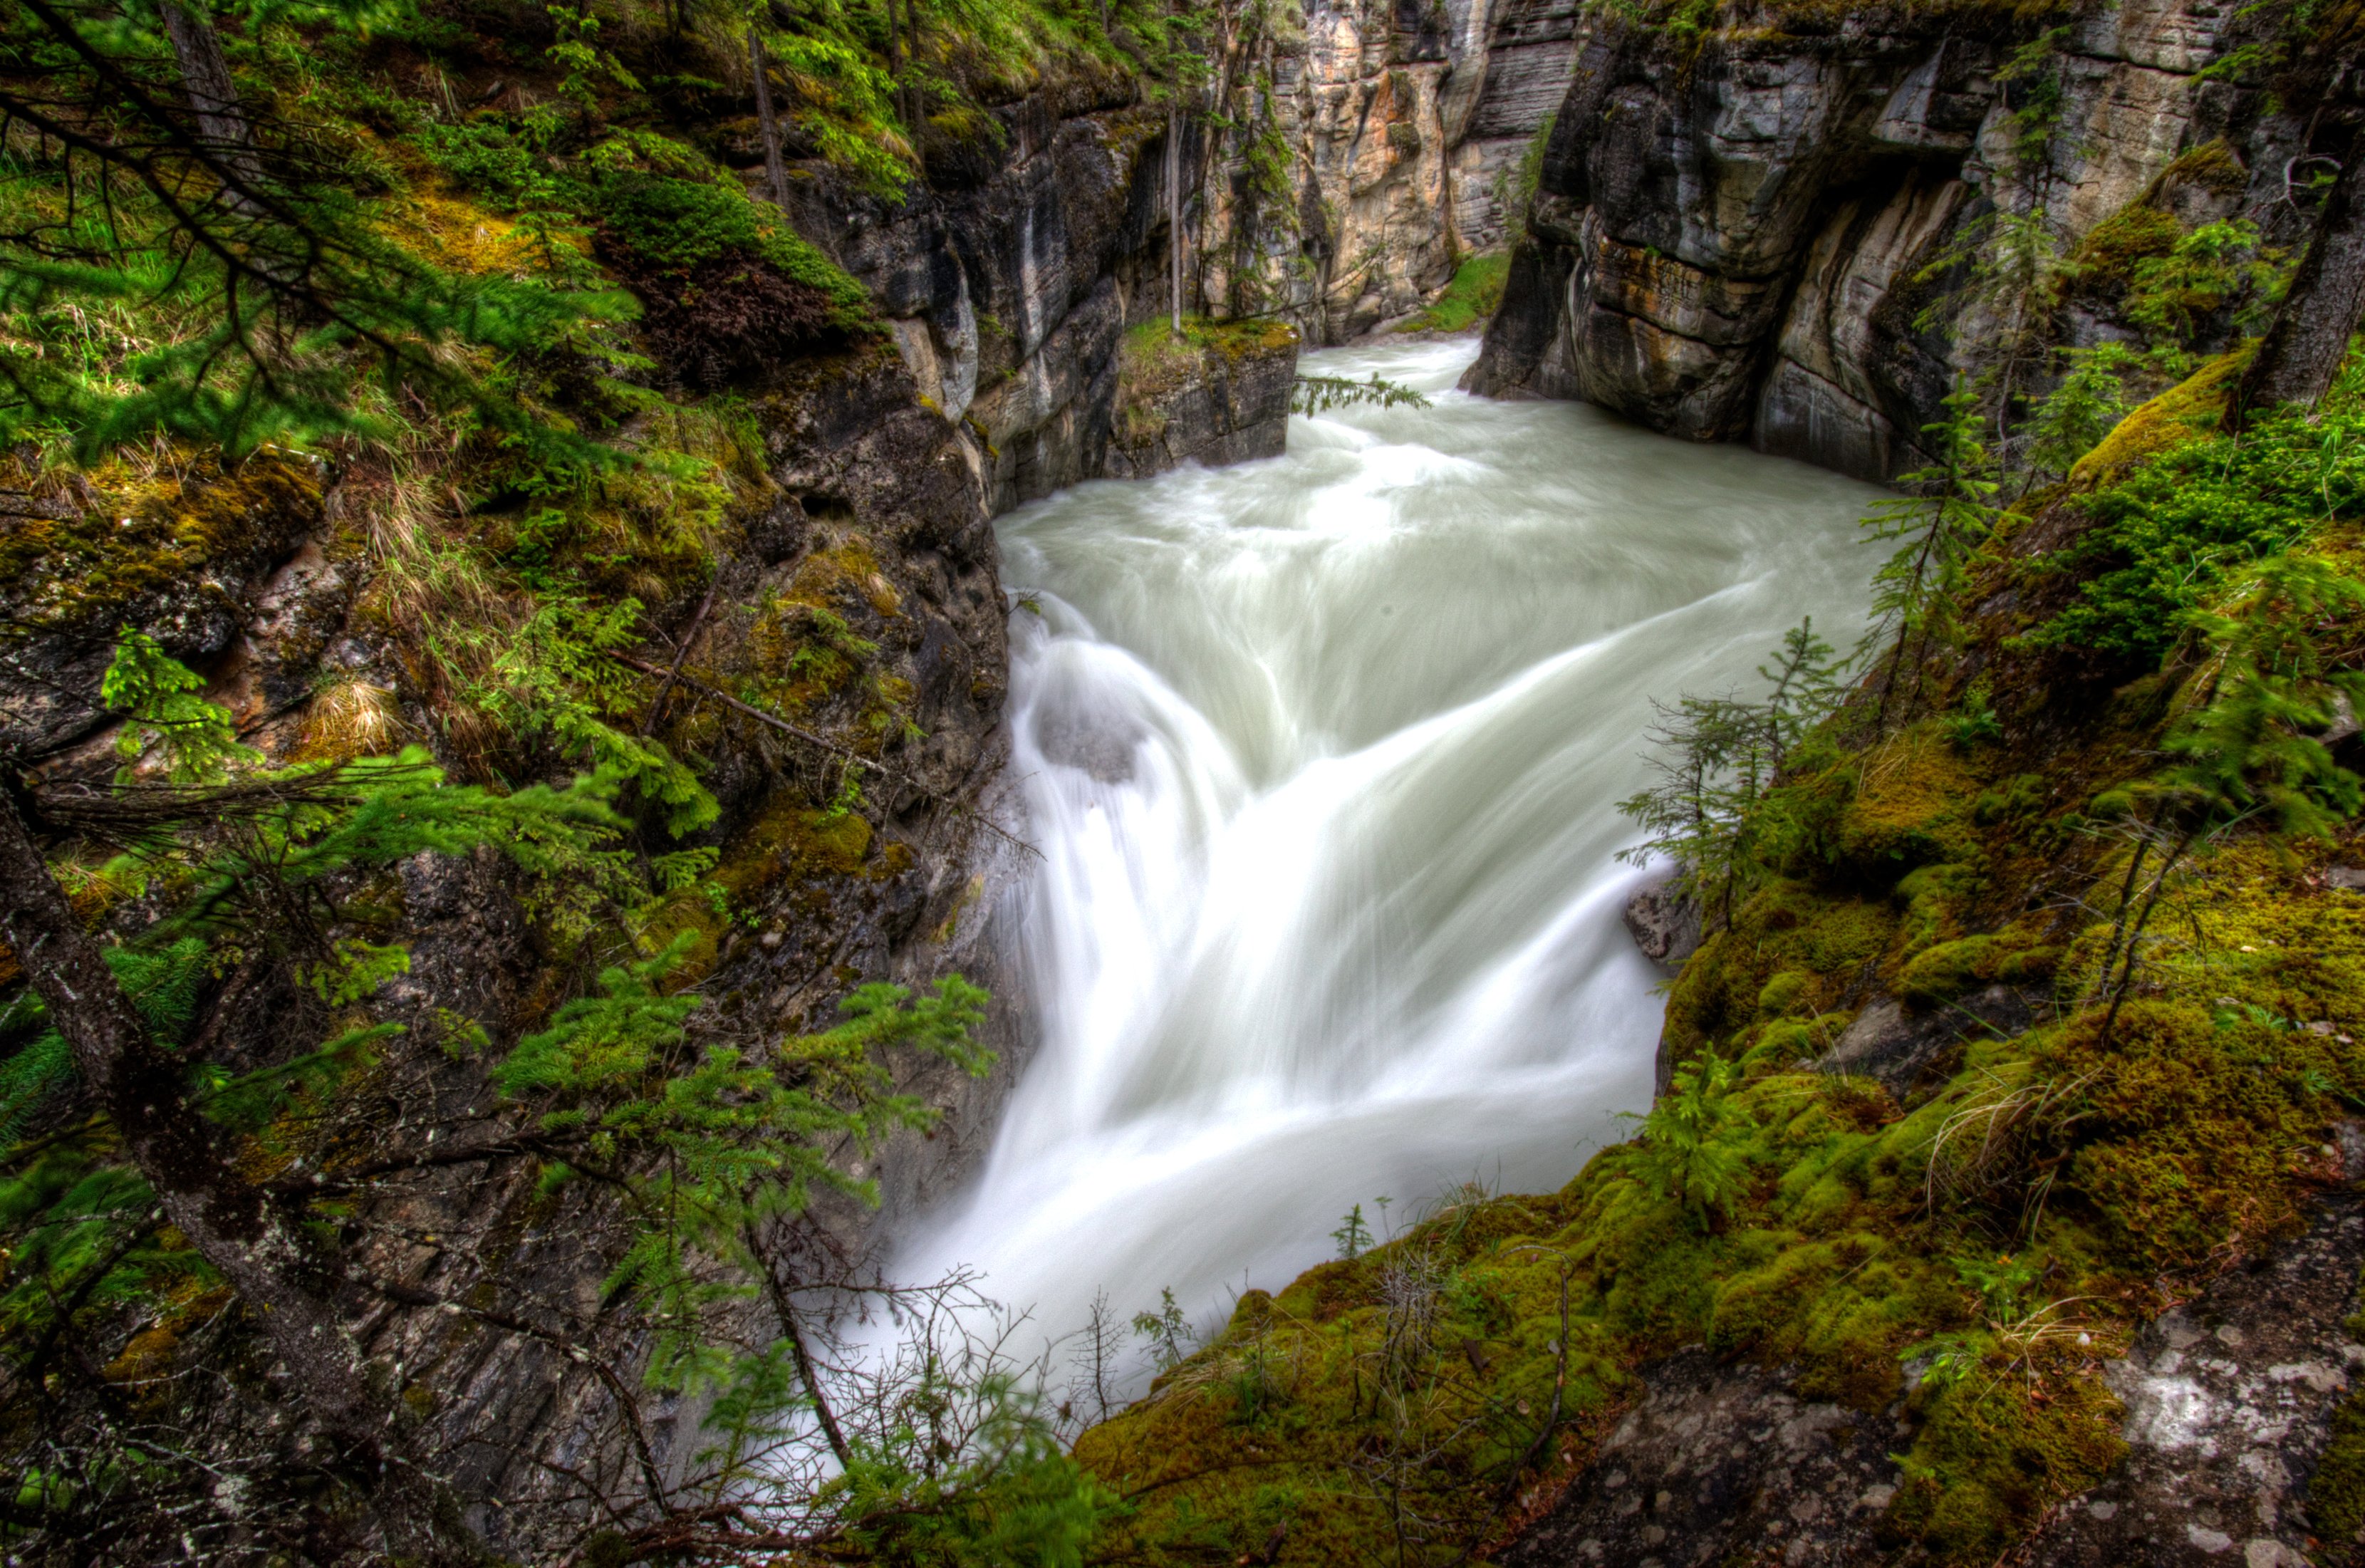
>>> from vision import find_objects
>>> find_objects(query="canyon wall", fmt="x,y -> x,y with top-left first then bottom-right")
1465,0 -> 2317,479
1190,0 -> 1577,338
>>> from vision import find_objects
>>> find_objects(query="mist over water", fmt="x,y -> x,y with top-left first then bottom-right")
887,338 -> 1881,1383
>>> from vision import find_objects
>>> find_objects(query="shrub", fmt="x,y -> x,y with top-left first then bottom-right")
2025,388 -> 2365,665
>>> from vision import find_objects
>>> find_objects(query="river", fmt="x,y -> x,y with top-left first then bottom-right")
886,336 -> 1881,1386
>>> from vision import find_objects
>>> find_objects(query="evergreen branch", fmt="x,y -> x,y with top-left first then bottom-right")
608,652 -> 1039,861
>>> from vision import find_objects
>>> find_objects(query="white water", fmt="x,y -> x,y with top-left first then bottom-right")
888,338 -> 1881,1381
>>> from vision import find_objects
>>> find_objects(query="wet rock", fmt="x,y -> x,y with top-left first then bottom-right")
1102,324 -> 1301,480
1813,985 -> 2036,1097
1622,877 -> 1702,969
1499,1192 -> 2365,1567
0,452 -> 326,760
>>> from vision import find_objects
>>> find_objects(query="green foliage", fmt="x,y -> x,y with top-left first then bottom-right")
2025,392 -> 2365,665
1618,618 -> 1848,923
100,628 -> 260,784
1940,683 -> 2003,749
2159,555 -> 2365,839
1497,112 -> 1555,218
0,0 -> 642,463
589,174 -> 873,329
1995,28 -> 2070,172
2024,342 -> 2140,479
2125,219 -> 2287,359
1623,1055 -> 1748,1224
1289,373 -> 1432,415
1331,1202 -> 1373,1260
500,955 -> 992,1391
1864,385 -> 2001,709
1133,1287 -> 1195,1372
1393,251 -> 1509,335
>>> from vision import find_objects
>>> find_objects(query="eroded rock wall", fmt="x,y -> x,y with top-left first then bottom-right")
1174,0 -> 1576,341
1466,0 -> 2311,480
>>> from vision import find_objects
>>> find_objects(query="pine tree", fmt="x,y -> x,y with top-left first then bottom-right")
1618,618 -> 1846,929
1864,385 -> 2001,725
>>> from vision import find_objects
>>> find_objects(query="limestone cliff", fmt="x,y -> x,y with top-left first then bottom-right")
1169,0 -> 1576,341
1466,0 -> 2323,480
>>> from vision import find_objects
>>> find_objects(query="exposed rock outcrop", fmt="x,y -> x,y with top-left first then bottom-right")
2020,1183 -> 2365,1566
1466,0 -> 2317,480
1497,1349 -> 1914,1568
1104,319 -> 1301,479
1500,1184 -> 2365,1568
1192,0 -> 1579,341
0,336 -> 1036,1554
1813,984 -> 2039,1098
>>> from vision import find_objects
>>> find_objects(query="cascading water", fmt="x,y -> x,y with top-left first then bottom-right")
888,338 -> 1881,1384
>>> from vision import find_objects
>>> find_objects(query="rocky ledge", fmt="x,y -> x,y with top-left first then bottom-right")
1103,318 -> 1301,480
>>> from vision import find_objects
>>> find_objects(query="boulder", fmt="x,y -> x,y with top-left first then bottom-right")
1813,984 -> 2036,1096
1622,876 -> 1702,968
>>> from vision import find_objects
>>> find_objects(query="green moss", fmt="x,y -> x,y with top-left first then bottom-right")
591,174 -> 875,331
0,452 -> 323,638
2070,202 -> 2181,287
1111,313 -> 1300,432
2160,137 -> 2248,197
2068,347 -> 2248,484
1901,935 -> 2001,1007
1757,970 -> 1814,1019
2311,1364 -> 2365,1547
1393,251 -> 1511,335
1889,1354 -> 2127,1561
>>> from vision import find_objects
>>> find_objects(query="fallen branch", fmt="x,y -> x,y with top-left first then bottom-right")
638,580 -> 721,738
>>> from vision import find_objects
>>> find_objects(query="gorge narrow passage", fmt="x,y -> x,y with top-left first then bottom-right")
892,339 -> 1883,1381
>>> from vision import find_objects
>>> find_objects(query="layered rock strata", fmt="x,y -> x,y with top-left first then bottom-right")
1202,0 -> 1579,339
1466,0 -> 2317,481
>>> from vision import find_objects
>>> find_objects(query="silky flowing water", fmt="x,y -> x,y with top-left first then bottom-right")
887,338 -> 1883,1385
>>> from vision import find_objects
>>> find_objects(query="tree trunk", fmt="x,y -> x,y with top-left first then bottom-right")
2235,126 -> 2365,422
747,25 -> 787,207
158,1 -> 261,192
898,0 -> 922,139
1168,109 -> 1183,334
0,784 -> 486,1567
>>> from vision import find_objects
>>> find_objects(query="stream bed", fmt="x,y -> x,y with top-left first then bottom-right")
889,338 -> 1883,1382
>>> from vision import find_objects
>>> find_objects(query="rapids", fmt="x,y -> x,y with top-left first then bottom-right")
888,337 -> 1883,1386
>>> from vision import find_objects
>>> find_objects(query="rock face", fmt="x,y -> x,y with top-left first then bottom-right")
1465,0 -> 2313,480
1103,321 -> 1301,479
804,98 -> 1195,512
1623,876 -> 1703,971
1498,1349 -> 1914,1568
1812,984 -> 2039,1097
1200,0 -> 1579,338
2019,1186 -> 2365,1567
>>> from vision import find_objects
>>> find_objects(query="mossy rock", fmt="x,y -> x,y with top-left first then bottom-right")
1757,969 -> 1814,1019
1831,734 -> 1978,883
2070,202 -> 2181,287
2070,348 -> 2250,485
1899,935 -> 2000,1008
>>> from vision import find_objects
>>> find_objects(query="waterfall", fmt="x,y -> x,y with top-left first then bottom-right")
887,338 -> 1881,1387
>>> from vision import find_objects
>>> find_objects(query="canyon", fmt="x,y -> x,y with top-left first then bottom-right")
3,0 -> 2362,1562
